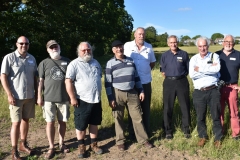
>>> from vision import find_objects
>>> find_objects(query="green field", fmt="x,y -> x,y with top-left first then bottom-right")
1,44 -> 240,159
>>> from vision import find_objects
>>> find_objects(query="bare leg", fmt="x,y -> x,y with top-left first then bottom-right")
20,118 -> 29,141
89,125 -> 98,139
11,122 -> 21,147
76,129 -> 86,140
46,121 -> 55,149
58,120 -> 66,144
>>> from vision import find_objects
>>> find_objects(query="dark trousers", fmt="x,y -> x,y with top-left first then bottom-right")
163,77 -> 190,134
193,88 -> 222,141
128,83 -> 152,136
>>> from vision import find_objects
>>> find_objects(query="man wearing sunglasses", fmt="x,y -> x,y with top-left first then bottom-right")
37,40 -> 70,159
65,42 -> 103,158
1,36 -> 38,160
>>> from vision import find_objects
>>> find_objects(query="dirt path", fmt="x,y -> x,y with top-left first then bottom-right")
0,125 -> 210,160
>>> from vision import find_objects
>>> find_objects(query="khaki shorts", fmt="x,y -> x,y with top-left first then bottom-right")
43,101 -> 70,122
9,98 -> 35,122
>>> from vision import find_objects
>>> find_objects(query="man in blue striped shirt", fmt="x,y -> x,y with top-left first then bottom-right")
105,40 -> 153,151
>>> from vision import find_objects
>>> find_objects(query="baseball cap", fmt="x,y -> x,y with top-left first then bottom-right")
46,40 -> 58,48
111,40 -> 123,47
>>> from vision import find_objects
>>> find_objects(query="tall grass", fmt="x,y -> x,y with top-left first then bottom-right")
1,45 -> 240,159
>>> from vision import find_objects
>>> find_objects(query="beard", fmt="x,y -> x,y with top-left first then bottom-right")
82,54 -> 93,62
49,50 -> 61,59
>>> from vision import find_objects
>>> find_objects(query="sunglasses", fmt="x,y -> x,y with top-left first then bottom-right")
17,42 -> 30,45
81,49 -> 91,52
49,45 -> 58,49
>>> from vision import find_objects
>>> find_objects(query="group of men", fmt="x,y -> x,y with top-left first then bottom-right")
161,34 -> 240,148
1,29 -> 240,160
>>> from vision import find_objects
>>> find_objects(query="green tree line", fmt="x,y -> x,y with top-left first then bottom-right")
0,0 -> 133,63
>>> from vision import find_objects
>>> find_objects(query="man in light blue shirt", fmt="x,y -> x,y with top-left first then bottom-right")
189,36 -> 222,148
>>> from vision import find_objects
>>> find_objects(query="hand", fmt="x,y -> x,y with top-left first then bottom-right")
8,94 -> 16,106
37,96 -> 44,106
109,100 -> 116,109
70,98 -> 78,107
162,72 -> 166,78
194,66 -> 199,72
139,92 -> 145,102
232,86 -> 240,92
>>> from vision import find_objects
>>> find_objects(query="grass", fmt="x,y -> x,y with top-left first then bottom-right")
1,44 -> 240,159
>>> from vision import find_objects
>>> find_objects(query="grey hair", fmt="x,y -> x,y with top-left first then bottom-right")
224,34 -> 235,43
195,36 -> 211,47
134,27 -> 145,34
167,35 -> 179,42
77,42 -> 92,53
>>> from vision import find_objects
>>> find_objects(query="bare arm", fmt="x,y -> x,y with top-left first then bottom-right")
37,78 -> 44,106
65,78 -> 78,107
1,73 -> 15,105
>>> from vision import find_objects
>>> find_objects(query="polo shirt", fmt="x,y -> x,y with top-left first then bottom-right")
65,57 -> 102,103
189,52 -> 220,90
124,40 -> 156,84
105,56 -> 143,102
160,48 -> 189,76
1,50 -> 37,99
216,49 -> 240,83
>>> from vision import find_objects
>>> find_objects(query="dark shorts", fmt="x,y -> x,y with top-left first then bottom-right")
74,99 -> 102,131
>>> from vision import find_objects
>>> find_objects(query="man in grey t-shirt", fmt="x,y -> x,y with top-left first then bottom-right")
37,40 -> 70,159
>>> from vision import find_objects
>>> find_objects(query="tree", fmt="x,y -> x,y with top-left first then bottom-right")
211,33 -> 224,41
145,26 -> 157,45
180,35 -> 191,43
192,35 -> 201,39
155,32 -> 168,47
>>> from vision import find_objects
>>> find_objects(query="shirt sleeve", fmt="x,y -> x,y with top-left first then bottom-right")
149,45 -> 156,63
1,55 -> 10,75
37,61 -> 44,79
65,61 -> 76,81
104,61 -> 114,102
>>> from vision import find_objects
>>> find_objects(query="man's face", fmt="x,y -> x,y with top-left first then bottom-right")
78,43 -> 92,62
112,45 -> 124,57
16,37 -> 29,54
168,37 -> 178,52
134,28 -> 145,45
223,36 -> 235,52
197,39 -> 209,56
47,44 -> 61,59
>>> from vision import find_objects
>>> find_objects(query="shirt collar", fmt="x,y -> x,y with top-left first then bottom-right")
15,50 -> 29,58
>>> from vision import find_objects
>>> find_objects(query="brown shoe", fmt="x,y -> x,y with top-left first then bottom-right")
12,149 -> 22,160
44,148 -> 55,159
143,141 -> 153,148
90,142 -> 103,155
117,144 -> 125,151
214,140 -> 221,148
78,144 -> 86,158
197,138 -> 207,147
19,141 -> 32,155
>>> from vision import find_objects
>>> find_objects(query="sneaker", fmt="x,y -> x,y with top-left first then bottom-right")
214,140 -> 221,148
197,138 -> 207,147
19,141 -> 32,155
12,149 -> 22,160
143,141 -> 153,148
78,144 -> 86,158
117,144 -> 125,151
90,142 -> 103,155
165,134 -> 173,139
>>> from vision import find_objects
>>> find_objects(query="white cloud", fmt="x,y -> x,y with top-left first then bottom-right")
177,7 -> 192,11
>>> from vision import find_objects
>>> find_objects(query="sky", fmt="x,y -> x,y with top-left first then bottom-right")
124,0 -> 240,39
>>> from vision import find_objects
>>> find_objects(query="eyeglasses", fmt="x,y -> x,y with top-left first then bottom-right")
224,41 -> 234,44
17,42 -> 30,45
81,49 -> 91,52
49,45 -> 58,49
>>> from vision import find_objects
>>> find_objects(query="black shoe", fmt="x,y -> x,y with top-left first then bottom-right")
165,134 -> 173,139
184,133 -> 191,139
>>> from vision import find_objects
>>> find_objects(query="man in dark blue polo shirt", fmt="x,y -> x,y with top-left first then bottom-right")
216,34 -> 240,140
160,35 -> 191,139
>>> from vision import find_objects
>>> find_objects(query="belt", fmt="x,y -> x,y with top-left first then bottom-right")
166,75 -> 185,80
200,85 -> 216,91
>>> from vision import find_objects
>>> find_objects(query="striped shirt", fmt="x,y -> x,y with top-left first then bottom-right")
105,56 -> 143,102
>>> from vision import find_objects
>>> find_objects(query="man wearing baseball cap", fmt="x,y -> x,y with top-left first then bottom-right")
104,40 -> 153,151
37,40 -> 71,159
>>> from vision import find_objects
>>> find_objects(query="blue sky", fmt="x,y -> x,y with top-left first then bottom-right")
124,0 -> 240,39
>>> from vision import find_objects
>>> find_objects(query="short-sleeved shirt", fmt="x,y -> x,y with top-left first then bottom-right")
160,48 -> 189,76
124,40 -> 156,84
216,49 -> 240,83
1,50 -> 37,99
65,57 -> 102,103
38,57 -> 70,102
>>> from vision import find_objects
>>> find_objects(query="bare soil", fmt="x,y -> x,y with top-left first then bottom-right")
0,123 -> 210,160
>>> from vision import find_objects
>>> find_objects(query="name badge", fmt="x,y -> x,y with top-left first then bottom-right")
61,62 -> 67,65
230,57 -> 236,61
28,60 -> 34,63
127,62 -> 132,65
177,57 -> 182,59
